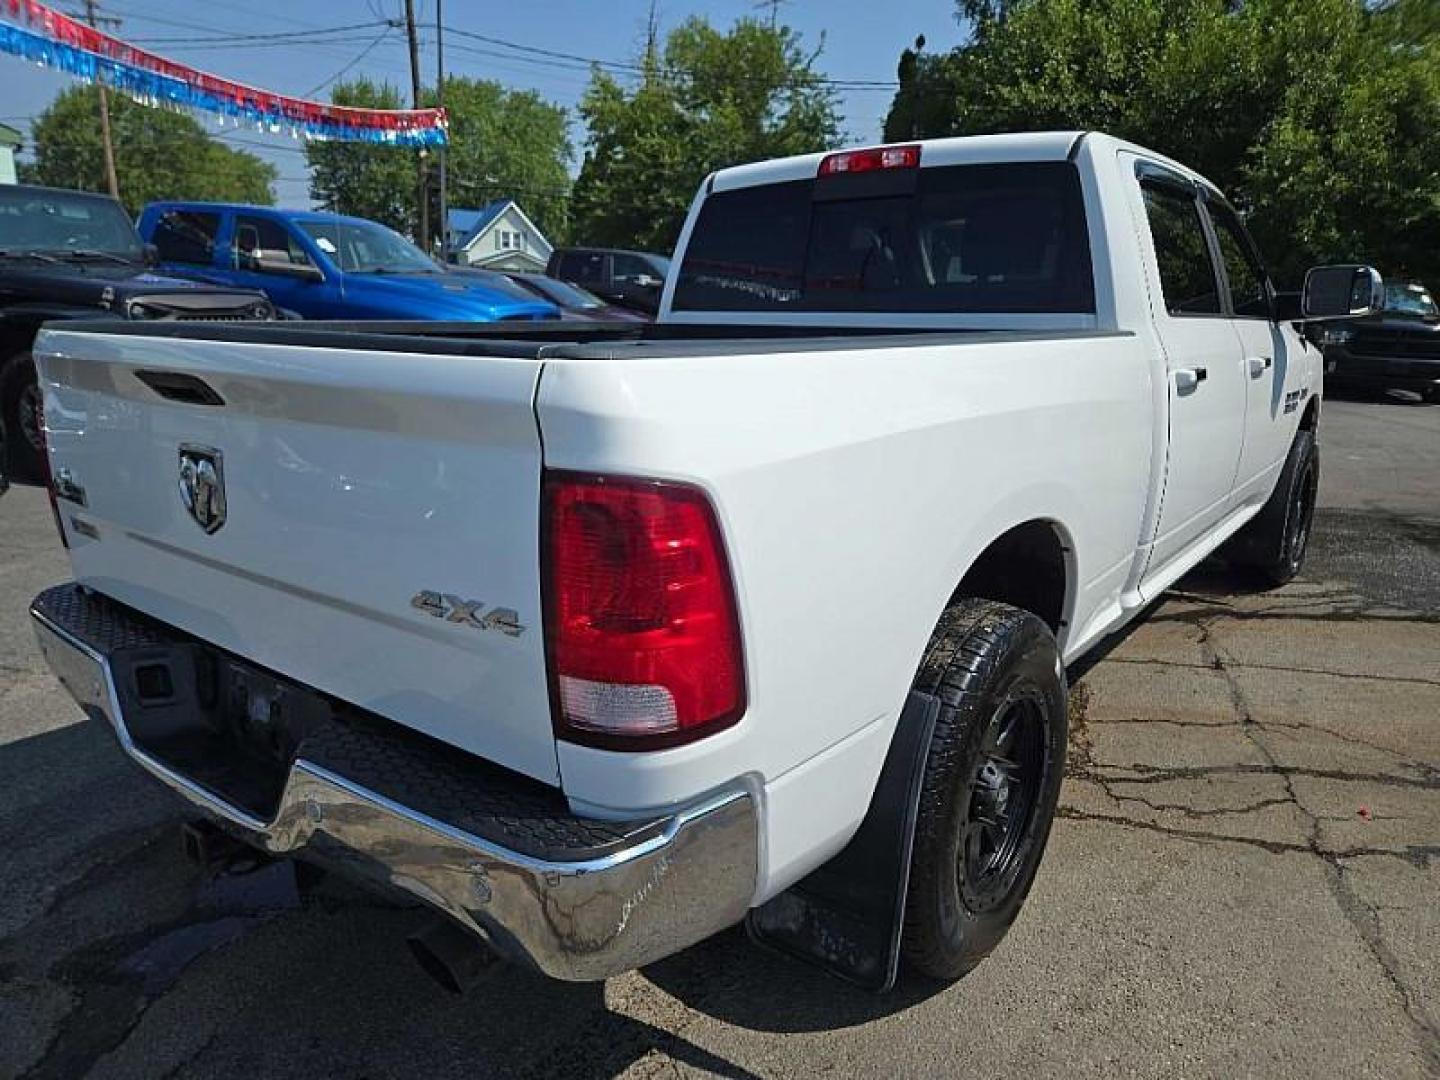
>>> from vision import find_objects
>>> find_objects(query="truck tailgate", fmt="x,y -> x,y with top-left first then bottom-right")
34,327 -> 559,784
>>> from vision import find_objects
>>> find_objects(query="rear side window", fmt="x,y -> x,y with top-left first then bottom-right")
151,210 -> 220,266
560,252 -> 606,283
1140,182 -> 1221,316
672,162 -> 1095,314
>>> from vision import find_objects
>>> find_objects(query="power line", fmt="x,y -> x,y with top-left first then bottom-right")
441,25 -> 899,89
126,20 -> 393,44
96,3 -> 414,76
306,29 -> 397,98
117,35 -> 397,54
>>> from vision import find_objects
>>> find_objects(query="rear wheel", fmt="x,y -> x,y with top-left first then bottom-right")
0,352 -> 44,484
1225,429 -> 1319,588
902,599 -> 1067,981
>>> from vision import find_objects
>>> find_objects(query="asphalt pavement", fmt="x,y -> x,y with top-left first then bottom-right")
0,395 -> 1436,1078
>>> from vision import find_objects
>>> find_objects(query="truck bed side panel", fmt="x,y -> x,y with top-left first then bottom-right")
537,333 -> 1153,892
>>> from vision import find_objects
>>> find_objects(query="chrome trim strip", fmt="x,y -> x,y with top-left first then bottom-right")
31,601 -> 759,980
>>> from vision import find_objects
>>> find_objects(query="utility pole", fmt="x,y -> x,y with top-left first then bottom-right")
436,0 -> 447,263
82,0 -> 120,199
403,0 -> 428,251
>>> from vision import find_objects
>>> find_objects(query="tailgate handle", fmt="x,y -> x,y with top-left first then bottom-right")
135,370 -> 226,407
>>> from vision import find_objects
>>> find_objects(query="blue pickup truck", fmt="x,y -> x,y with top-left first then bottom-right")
138,203 -> 558,322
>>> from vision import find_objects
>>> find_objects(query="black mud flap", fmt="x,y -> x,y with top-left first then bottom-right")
746,689 -> 939,992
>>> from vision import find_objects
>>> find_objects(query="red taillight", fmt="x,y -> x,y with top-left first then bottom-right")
542,471 -> 745,750
818,143 -> 921,177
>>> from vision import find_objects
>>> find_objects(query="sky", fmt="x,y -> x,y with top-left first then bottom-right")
0,0 -> 969,209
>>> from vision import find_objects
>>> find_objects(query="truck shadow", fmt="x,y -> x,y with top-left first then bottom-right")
0,714 -> 947,1079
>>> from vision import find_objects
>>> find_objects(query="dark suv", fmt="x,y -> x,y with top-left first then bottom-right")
1317,280 -> 1440,402
545,247 -> 670,314
1,184 -> 275,482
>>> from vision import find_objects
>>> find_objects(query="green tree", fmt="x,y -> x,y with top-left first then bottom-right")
305,76 -> 571,248
569,16 -> 842,252
883,0 -> 1440,288
305,80 -> 414,234
23,86 -> 276,214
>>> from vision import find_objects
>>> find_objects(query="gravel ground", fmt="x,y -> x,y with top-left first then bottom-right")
0,395 -> 1436,1079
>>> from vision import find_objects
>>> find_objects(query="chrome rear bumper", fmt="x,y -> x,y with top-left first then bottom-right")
31,585 -> 758,981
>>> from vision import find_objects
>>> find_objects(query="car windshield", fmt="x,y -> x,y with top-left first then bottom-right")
1383,283 -> 1438,318
297,219 -> 437,274
528,277 -> 606,309
0,186 -> 143,260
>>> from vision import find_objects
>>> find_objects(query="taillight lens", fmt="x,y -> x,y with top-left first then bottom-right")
542,471 -> 745,750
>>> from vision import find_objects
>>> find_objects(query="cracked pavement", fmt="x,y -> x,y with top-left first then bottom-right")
1,396 -> 1437,1078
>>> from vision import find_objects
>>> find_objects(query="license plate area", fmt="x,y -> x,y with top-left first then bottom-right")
111,642 -> 332,820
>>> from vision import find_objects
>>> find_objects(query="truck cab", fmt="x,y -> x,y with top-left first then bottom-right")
139,203 -> 560,323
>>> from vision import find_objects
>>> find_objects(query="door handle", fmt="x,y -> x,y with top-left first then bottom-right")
1248,355 -> 1273,378
1175,367 -> 1208,393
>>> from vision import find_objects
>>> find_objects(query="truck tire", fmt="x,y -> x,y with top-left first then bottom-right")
0,352 -> 44,484
1225,429 -> 1319,589
901,599 -> 1067,981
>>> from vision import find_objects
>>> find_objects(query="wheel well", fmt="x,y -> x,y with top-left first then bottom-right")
952,520 -> 1070,636
1299,396 -> 1320,432
0,321 -> 40,368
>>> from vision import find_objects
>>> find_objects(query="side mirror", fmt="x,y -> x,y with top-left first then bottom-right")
253,256 -> 324,282
1301,265 -> 1383,321
142,242 -> 160,267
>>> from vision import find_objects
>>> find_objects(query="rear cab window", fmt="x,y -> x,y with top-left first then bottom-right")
672,162 -> 1095,314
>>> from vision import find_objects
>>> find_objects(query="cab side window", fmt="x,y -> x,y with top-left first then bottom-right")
1208,203 -> 1271,319
152,210 -> 220,266
1140,181 -> 1221,316
233,216 -> 313,272
613,253 -> 657,284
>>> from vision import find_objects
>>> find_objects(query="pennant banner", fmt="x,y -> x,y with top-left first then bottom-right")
0,0 -> 447,146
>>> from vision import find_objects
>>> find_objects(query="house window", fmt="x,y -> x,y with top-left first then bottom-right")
497,230 -> 525,251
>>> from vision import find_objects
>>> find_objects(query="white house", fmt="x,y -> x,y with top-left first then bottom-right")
0,123 -> 21,185
446,200 -> 553,273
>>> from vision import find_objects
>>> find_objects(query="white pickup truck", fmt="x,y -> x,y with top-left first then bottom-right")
30,132 -> 1380,992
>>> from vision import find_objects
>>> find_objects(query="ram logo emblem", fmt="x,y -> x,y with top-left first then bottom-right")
178,445 -> 226,534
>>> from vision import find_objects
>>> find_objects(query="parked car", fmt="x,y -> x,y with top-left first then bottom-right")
499,270 -> 650,322
138,203 -> 559,323
545,246 -> 670,314
0,184 -> 275,483
1316,280 -> 1439,402
31,132 -> 1368,993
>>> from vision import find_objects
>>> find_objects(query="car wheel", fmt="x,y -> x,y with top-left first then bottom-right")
901,598 -> 1067,981
1225,429 -> 1319,589
0,352 -> 45,485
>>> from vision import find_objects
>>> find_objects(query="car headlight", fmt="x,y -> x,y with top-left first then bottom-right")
1316,326 -> 1356,346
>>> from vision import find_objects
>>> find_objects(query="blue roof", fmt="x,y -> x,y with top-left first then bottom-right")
448,200 -> 512,247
